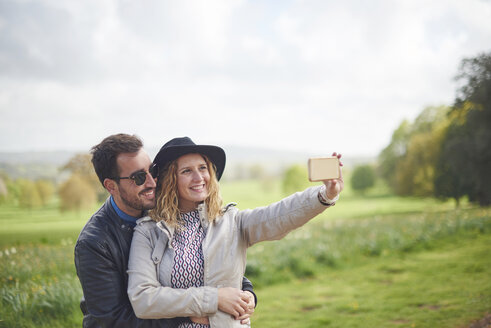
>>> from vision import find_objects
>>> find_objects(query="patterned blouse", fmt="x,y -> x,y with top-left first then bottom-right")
171,210 -> 209,328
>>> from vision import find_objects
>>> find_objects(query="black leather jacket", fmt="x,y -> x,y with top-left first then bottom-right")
74,198 -> 255,327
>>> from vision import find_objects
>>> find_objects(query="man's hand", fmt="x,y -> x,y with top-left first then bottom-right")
190,290 -> 254,325
237,290 -> 255,324
218,287 -> 249,319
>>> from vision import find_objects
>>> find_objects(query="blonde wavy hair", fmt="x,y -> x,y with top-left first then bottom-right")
150,154 -> 223,227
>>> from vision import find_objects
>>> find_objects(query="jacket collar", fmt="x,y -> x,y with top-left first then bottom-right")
101,197 -> 135,232
110,196 -> 139,227
197,203 -> 209,229
152,202 -> 210,237
156,219 -> 175,238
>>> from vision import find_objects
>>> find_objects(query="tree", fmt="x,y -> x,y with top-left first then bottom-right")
0,177 -> 7,204
17,179 -> 42,209
61,153 -> 106,201
411,105 -> 449,134
434,115 -> 471,207
378,106 -> 450,196
378,120 -> 412,191
232,163 -> 247,180
5,178 -> 21,205
58,174 -> 96,212
249,164 -> 266,180
35,179 -> 55,206
351,165 -> 376,194
455,52 -> 491,105
282,164 -> 310,195
395,110 -> 450,197
436,52 -> 491,206
0,171 -> 15,205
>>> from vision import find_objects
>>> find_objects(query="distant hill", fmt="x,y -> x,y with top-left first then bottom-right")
0,148 -> 375,180
148,145 -> 375,179
0,151 -> 78,165
0,151 -> 81,180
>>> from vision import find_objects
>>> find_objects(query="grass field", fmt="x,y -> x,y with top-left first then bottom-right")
0,178 -> 490,327
252,232 -> 491,328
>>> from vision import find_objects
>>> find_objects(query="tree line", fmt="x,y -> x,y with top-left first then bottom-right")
281,52 -> 491,204
0,154 -> 106,211
378,52 -> 491,207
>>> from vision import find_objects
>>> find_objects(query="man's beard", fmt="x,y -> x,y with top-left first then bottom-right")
119,187 -> 155,215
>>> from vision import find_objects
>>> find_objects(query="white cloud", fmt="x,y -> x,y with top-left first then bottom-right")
0,0 -> 490,157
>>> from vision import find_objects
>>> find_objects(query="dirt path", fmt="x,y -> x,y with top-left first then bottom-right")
467,313 -> 491,328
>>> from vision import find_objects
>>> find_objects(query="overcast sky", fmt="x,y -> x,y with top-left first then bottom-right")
1,0 -> 490,157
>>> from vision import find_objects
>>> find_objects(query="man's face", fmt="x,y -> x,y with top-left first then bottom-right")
112,149 -> 156,217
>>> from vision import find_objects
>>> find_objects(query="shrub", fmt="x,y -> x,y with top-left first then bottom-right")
282,165 -> 310,195
351,165 -> 376,194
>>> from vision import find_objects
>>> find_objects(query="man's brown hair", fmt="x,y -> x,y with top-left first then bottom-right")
91,134 -> 143,186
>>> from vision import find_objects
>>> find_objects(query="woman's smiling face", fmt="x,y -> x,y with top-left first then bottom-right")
176,153 -> 210,212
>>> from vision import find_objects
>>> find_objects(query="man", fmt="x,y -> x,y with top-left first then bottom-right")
75,134 -> 255,327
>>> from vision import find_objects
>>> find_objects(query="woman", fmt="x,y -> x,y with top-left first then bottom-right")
127,137 -> 343,327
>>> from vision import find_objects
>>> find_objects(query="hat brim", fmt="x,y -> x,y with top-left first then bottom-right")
153,144 -> 226,180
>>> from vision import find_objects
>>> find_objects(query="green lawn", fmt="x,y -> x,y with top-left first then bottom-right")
252,232 -> 491,328
0,203 -> 95,246
0,177 -> 461,246
0,178 -> 489,327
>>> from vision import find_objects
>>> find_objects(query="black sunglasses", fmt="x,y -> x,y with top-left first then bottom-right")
113,164 -> 159,186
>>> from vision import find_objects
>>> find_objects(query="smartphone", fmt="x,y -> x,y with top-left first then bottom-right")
308,157 -> 340,182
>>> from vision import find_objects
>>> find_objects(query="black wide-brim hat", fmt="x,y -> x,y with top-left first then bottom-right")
153,136 -> 226,180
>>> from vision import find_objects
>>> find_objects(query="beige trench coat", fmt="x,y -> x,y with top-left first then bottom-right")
127,185 -> 329,327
